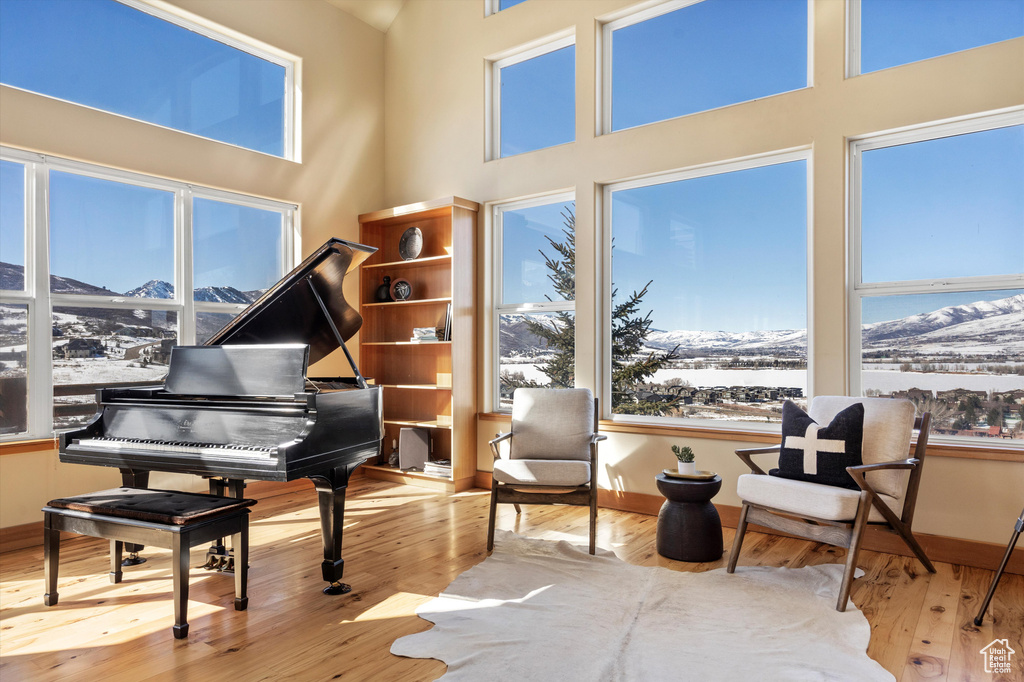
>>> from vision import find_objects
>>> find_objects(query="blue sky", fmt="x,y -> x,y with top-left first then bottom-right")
612,161 -> 807,333
502,201 -> 575,304
0,0 -> 285,156
0,160 -> 25,275
612,0 -> 806,130
861,0 -> 1024,73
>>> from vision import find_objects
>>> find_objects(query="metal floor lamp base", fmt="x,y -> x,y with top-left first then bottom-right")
974,506 -> 1023,627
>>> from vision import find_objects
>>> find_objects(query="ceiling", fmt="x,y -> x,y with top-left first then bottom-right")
324,0 -> 407,33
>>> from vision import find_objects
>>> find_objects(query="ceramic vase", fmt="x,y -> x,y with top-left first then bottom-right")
677,461 -> 697,475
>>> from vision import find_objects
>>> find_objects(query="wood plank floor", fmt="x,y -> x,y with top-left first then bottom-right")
1,478 -> 1020,681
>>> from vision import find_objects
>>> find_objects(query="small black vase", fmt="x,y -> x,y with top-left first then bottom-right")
375,276 -> 393,302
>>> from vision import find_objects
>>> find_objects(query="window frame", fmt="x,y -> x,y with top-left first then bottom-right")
598,0 -> 813,136
846,108 -> 1024,402
601,147 -> 813,428
0,146 -> 296,441
490,191 -> 576,412
487,31 -> 576,161
0,0 -> 300,160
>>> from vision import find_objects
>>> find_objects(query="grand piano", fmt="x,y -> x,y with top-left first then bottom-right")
59,238 -> 384,595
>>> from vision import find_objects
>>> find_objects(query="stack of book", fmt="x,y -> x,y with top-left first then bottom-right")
410,327 -> 438,343
423,459 -> 452,478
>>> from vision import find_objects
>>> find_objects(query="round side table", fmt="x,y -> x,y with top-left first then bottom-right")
655,472 -> 723,562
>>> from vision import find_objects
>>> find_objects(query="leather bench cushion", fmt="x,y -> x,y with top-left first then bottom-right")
46,487 -> 256,526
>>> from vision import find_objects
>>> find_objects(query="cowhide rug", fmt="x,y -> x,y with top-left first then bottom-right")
391,531 -> 893,681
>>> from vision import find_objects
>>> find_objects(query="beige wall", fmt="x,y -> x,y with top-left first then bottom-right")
390,0 -> 1024,545
0,0 -> 384,527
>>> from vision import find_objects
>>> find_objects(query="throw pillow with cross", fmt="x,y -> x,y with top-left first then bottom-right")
771,400 -> 865,490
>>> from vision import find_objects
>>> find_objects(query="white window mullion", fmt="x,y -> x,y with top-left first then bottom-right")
27,162 -> 53,438
179,188 -> 195,345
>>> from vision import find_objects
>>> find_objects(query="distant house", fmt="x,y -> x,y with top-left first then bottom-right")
63,338 -> 104,359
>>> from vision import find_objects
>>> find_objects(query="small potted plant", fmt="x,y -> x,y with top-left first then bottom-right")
672,445 -> 696,475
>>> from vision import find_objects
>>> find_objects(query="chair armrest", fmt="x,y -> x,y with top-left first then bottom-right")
735,444 -> 781,476
489,432 -> 512,460
845,459 -> 919,494
592,434 -> 608,443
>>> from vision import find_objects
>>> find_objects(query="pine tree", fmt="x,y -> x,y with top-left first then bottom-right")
503,208 -> 678,411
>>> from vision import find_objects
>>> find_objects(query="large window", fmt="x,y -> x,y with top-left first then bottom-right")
602,0 -> 808,133
850,0 -> 1024,75
493,194 -> 576,409
0,0 -> 295,158
606,153 -> 808,425
492,35 -> 575,159
850,113 -> 1024,441
0,148 -> 293,438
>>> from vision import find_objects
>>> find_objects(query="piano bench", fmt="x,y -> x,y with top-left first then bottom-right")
42,487 -> 257,640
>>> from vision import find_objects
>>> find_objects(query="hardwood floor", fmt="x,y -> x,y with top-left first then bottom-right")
1,477 -> 1020,681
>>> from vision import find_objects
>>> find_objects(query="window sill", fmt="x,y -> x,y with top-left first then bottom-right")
0,438 -> 58,456
477,413 -> 1023,462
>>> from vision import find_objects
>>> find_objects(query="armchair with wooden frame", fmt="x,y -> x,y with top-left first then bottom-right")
727,396 -> 935,611
487,388 -> 606,555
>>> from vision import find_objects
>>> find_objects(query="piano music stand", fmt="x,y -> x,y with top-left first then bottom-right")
974,505 -> 1023,626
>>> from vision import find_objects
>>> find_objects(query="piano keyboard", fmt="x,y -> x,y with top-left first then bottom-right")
76,437 -> 277,460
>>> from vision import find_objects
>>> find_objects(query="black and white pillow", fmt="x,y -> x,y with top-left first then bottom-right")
770,400 -> 865,490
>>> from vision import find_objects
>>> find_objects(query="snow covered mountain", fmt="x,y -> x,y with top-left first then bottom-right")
500,293 -> 1024,357
124,280 -> 256,304
1,262 -> 114,296
124,280 -> 175,299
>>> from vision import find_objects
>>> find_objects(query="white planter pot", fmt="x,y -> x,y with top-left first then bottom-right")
677,461 -> 697,475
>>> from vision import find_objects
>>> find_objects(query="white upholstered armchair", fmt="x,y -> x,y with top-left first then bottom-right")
727,396 -> 935,611
487,388 -> 606,554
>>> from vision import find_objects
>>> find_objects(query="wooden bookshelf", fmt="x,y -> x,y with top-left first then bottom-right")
358,197 -> 479,492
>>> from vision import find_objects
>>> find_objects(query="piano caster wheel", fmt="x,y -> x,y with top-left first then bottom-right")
323,582 -> 352,596
122,553 -> 146,567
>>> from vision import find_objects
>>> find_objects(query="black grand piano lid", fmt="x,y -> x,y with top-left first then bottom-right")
205,238 -> 377,366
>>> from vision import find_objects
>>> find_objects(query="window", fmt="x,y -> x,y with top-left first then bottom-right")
487,0 -> 530,14
493,194 -> 576,409
0,148 -> 293,438
850,113 -> 1024,442
851,0 -> 1024,75
606,152 -> 808,425
492,35 -> 575,158
602,0 -> 808,133
0,0 -> 295,158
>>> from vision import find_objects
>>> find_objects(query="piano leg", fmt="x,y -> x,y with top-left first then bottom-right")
119,468 -> 149,565
309,464 -> 359,595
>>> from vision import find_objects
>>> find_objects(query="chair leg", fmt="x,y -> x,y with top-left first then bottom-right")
513,504 -> 522,514
487,482 -> 499,552
837,493 -> 872,612
727,503 -> 751,573
43,513 -> 60,607
893,520 -> 936,573
172,533 -> 190,639
109,540 -> 123,584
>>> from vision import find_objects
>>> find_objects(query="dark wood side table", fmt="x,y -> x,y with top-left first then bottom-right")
656,473 -> 723,562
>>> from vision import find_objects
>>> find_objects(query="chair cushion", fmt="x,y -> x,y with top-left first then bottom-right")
492,458 -> 591,487
737,474 -> 902,523
46,488 -> 256,526
810,396 -> 915,500
773,400 -> 864,490
510,388 -> 594,461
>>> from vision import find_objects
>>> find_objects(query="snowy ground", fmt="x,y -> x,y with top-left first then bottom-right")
503,361 -> 1023,397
